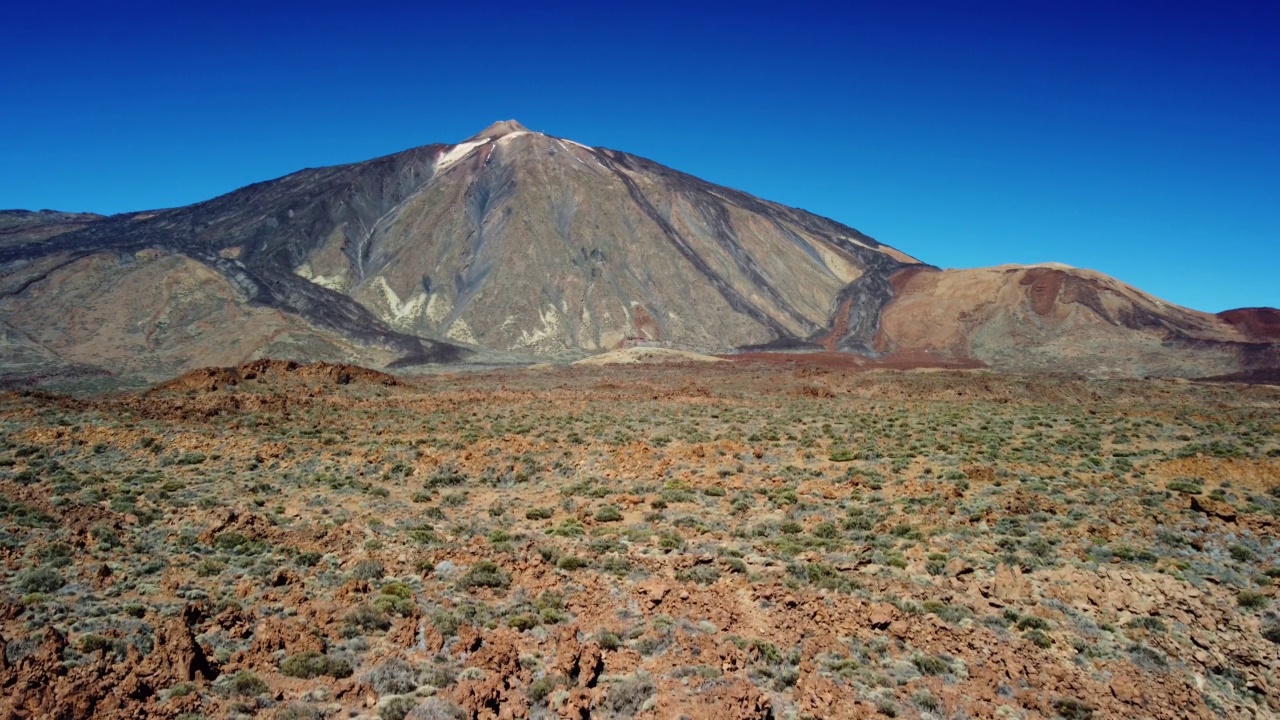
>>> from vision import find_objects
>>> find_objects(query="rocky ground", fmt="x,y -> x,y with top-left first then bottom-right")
0,359 -> 1278,719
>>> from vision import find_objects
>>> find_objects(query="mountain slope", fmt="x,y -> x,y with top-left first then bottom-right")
0,121 -> 921,379
864,264 -> 1279,377
292,120 -> 921,354
0,121 -> 1274,382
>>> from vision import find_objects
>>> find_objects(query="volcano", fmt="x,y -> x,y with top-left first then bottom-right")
1,121 -> 1275,382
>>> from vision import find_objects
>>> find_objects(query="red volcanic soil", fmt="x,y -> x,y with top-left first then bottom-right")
1217,308 -> 1280,341
155,359 -> 400,393
887,264 -> 936,294
816,297 -> 854,351
1020,268 -> 1066,316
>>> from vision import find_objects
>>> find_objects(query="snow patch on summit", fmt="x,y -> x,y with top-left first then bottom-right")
435,139 -> 491,172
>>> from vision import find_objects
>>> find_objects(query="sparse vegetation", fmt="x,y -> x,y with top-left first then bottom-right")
0,362 -> 1275,719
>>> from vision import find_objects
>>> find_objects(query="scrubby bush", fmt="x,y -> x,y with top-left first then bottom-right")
457,561 -> 510,590
1053,698 -> 1095,720
277,703 -> 324,720
1016,616 -> 1052,631
604,672 -> 655,716
557,556 -> 589,571
367,657 -> 418,695
596,629 -> 622,651
1025,629 -> 1054,648
343,605 -> 392,634
912,654 -> 950,675
280,651 -> 352,679
676,564 -> 720,585
77,634 -> 123,657
352,560 -> 386,580
1127,643 -> 1168,671
16,566 -> 64,594
424,465 -> 467,488
1238,591 -> 1268,610
1229,544 -> 1254,562
373,583 -> 416,617
379,695 -> 419,720
404,698 -> 466,720
219,670 -> 269,697
1166,478 -> 1203,495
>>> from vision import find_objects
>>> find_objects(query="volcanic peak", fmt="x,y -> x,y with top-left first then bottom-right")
465,119 -> 532,142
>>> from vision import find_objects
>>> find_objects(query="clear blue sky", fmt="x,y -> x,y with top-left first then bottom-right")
2,0 -> 1276,312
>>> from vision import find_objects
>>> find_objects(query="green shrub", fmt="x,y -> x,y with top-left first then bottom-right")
811,522 -> 839,539
295,552 -> 322,567
548,519 -> 586,538
424,465 -> 467,488
509,614 -> 538,631
595,505 -> 623,522
912,690 -> 941,713
16,566 -> 64,594
596,629 -> 622,651
378,695 -> 418,720
175,452 -> 206,466
280,651 -> 352,679
1127,643 -> 1167,671
912,654 -> 949,675
1016,616 -> 1051,631
1025,629 -> 1054,648
373,593 -> 415,617
352,560 -> 386,580
431,610 -> 461,637
1238,591 -> 1268,610
788,561 -> 854,592
408,526 -> 438,544
556,556 -> 589,571
676,564 -> 720,585
221,670 -> 269,697
1126,616 -> 1166,633
367,657 -> 418,695
77,634 -> 120,656
529,674 -> 562,704
1053,698 -> 1095,720
277,703 -> 323,720
457,561 -> 510,590
603,672 -> 655,716
343,605 -> 392,633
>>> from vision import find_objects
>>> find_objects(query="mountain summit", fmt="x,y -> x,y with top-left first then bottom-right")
465,119 -> 532,141
0,122 -> 1275,383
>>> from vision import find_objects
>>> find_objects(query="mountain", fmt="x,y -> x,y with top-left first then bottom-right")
0,121 -> 1275,383
0,209 -> 104,246
868,264 -> 1280,378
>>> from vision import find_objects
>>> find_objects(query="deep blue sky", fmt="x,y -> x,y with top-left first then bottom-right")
3,1 -> 1277,312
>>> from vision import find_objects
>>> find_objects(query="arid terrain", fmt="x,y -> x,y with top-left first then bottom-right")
1,359 -> 1278,719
